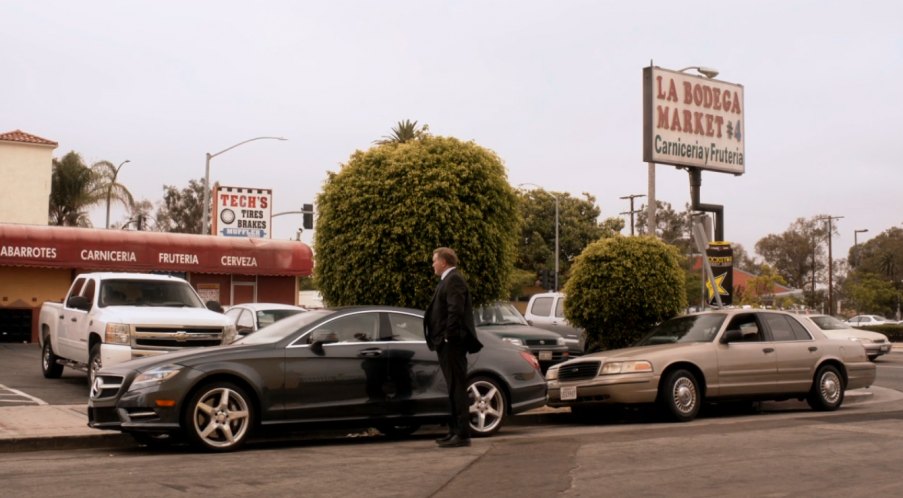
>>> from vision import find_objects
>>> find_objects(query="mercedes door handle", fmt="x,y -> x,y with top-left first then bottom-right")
763,348 -> 775,354
358,349 -> 385,358
808,346 -> 818,352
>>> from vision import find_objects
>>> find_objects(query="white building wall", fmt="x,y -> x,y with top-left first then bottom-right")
0,141 -> 54,225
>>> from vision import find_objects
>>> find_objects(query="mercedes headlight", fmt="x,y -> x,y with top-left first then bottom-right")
104,323 -> 130,344
600,360 -> 653,375
546,366 -> 559,381
556,337 -> 566,346
129,365 -> 183,390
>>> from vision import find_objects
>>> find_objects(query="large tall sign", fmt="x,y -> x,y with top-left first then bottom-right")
643,66 -> 745,175
213,186 -> 273,238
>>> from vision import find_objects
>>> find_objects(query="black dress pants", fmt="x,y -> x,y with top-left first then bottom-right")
438,341 -> 469,437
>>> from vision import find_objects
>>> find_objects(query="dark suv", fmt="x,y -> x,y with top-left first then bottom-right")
474,302 -> 569,373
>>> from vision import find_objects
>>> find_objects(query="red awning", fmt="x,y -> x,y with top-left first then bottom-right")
0,224 -> 313,276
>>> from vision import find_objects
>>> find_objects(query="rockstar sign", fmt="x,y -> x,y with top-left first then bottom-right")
706,242 -> 733,306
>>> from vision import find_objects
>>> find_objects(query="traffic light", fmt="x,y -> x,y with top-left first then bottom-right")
540,270 -> 552,290
302,203 -> 314,230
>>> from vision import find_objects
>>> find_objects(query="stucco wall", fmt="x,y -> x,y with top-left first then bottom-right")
0,141 -> 54,225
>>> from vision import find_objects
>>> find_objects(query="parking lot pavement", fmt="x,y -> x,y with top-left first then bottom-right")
0,388 -> 892,453
0,383 -> 48,406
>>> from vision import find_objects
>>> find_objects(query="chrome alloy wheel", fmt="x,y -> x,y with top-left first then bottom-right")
468,378 -> 506,436
191,386 -> 251,449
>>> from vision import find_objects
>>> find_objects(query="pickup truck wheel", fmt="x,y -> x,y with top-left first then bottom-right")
184,382 -> 254,452
88,344 -> 102,387
41,340 -> 64,378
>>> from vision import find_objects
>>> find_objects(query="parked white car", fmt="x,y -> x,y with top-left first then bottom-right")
225,302 -> 307,335
845,315 -> 893,327
805,314 -> 891,361
524,292 -> 584,354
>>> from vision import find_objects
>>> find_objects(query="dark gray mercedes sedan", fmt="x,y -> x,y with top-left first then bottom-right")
88,306 -> 548,451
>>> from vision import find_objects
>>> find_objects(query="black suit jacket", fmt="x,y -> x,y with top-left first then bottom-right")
424,268 -> 483,354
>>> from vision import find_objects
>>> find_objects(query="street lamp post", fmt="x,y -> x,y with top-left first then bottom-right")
105,159 -> 130,229
817,215 -> 844,315
853,228 -> 868,266
202,136 -> 287,235
619,194 -> 645,236
518,183 -> 560,291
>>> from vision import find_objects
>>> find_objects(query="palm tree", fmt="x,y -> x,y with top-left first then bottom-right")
375,119 -> 429,144
49,151 -> 105,226
91,160 -> 135,228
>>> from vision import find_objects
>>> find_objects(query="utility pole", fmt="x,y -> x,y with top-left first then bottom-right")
816,215 -> 844,315
619,194 -> 645,236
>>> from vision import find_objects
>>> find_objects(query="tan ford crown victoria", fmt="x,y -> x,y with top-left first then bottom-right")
546,309 -> 877,422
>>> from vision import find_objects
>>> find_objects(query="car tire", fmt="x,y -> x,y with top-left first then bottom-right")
88,343 -> 102,387
41,339 -> 64,379
807,364 -> 844,411
468,376 -> 507,437
658,369 -> 701,422
184,381 -> 254,452
376,424 -> 421,438
131,432 -> 180,448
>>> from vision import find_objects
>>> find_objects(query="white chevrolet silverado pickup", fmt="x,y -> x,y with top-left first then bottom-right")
39,272 -> 236,385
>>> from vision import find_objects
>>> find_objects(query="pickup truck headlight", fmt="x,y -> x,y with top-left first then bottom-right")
224,323 -> 238,343
546,366 -> 559,381
129,365 -> 183,390
600,360 -> 653,375
104,323 -> 130,345
556,337 -> 566,346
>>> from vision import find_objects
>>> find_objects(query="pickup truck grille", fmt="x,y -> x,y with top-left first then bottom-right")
133,326 -> 224,349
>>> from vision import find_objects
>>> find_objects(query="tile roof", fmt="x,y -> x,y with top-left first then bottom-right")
0,129 -> 58,146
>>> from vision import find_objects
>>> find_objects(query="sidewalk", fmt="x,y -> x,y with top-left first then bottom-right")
0,388 -> 894,453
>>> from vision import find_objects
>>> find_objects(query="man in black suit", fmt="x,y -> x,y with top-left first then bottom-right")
424,247 -> 482,448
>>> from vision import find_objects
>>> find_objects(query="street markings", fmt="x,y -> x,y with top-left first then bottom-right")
0,383 -> 48,406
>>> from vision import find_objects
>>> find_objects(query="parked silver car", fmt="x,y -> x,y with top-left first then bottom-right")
805,314 -> 891,361
546,309 -> 876,422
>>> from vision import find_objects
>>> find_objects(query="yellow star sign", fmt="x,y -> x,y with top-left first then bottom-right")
706,272 -> 730,301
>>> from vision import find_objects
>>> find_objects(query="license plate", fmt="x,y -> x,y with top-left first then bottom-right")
538,350 -> 553,361
560,385 -> 577,400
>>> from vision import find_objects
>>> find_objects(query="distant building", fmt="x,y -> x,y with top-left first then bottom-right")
0,130 -> 58,225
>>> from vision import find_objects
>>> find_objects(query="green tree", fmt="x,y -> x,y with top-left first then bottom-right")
315,135 -> 519,308
843,227 -> 903,315
855,227 -> 903,283
91,160 -> 135,227
375,119 -> 429,144
564,236 -> 686,351
48,151 -> 104,226
843,272 -> 899,317
755,217 -> 829,302
738,264 -> 788,307
635,201 -> 693,253
155,178 -> 206,234
515,189 -> 613,285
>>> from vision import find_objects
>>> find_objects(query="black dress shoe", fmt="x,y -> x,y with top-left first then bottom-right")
435,433 -> 455,444
437,435 -> 471,448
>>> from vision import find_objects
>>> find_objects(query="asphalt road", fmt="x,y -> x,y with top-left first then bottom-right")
4,344 -> 903,497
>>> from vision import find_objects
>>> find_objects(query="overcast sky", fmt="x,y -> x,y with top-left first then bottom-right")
4,1 -> 900,260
